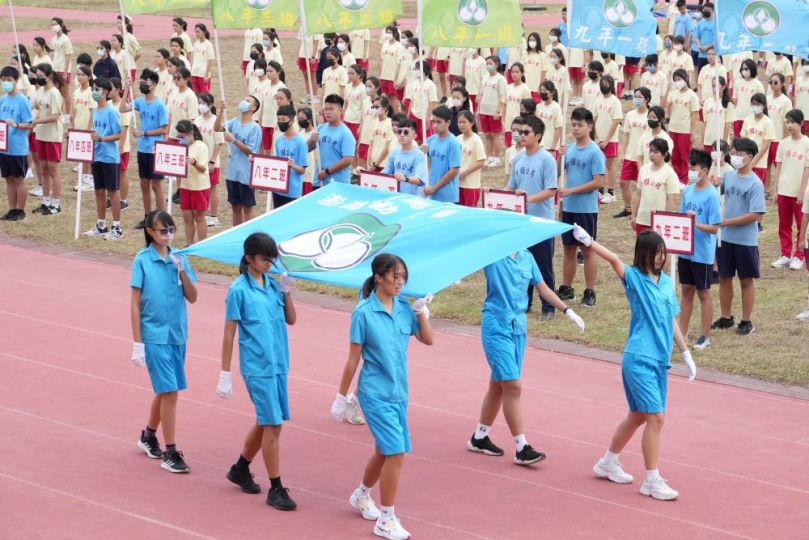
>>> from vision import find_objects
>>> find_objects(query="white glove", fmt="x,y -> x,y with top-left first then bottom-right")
169,253 -> 185,272
572,223 -> 592,247
278,272 -> 295,294
412,294 -> 433,317
331,393 -> 347,422
131,342 -> 145,367
564,308 -> 585,334
682,350 -> 697,382
216,370 -> 233,399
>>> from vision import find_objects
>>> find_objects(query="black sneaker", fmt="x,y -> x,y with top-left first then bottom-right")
227,465 -> 262,494
557,285 -> 575,302
577,251 -> 585,266
161,449 -> 190,473
581,288 -> 596,308
133,219 -> 146,230
613,209 -> 631,218
120,199 -> 129,211
467,435 -> 505,456
514,444 -> 546,466
44,205 -> 61,216
32,203 -> 49,215
8,209 -> 26,222
758,223 -> 764,234
711,316 -> 735,330
0,210 -> 11,221
137,430 -> 163,459
736,320 -> 755,335
266,484 -> 297,510
172,189 -> 181,204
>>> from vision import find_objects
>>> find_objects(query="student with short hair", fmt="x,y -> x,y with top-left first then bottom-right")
423,105 -> 462,203
308,94 -> 356,187
216,95 -> 262,225
0,66 -> 33,221
381,117 -> 426,196
271,105 -> 309,207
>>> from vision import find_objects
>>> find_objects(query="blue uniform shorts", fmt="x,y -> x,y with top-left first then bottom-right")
144,343 -> 187,394
360,395 -> 411,456
621,352 -> 668,414
481,317 -> 526,382
244,374 -> 290,426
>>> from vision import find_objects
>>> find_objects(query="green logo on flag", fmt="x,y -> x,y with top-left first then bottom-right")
458,0 -> 488,26
604,0 -> 638,29
278,214 -> 400,272
246,0 -> 272,8
337,0 -> 369,10
743,1 -> 780,37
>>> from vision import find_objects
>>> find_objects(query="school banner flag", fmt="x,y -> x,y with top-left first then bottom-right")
210,0 -> 299,30
716,1 -> 809,58
421,0 -> 523,48
122,0 -> 210,15
567,0 -> 657,57
303,0 -> 402,34
179,183 -> 571,297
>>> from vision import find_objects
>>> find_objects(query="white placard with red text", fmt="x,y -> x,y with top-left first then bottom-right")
650,211 -> 695,255
250,155 -> 290,192
66,129 -> 95,163
153,141 -> 189,178
483,189 -> 528,214
0,121 -> 8,153
360,171 -> 400,193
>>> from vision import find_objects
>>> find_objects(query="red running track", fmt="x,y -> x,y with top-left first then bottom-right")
1,241 -> 807,539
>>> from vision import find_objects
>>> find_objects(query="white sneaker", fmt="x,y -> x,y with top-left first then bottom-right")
693,335 -> 711,350
571,96 -> 583,105
73,178 -> 94,192
771,255 -> 791,268
593,458 -> 634,484
374,517 -> 411,540
28,185 -> 43,197
206,216 -> 220,227
640,476 -> 679,501
600,192 -> 617,204
25,168 -> 34,179
72,164 -> 80,173
789,257 -> 804,270
346,394 -> 365,425
796,307 -> 809,321
350,491 -> 380,520
84,225 -> 109,237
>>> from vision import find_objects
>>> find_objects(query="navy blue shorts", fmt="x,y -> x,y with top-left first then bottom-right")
137,152 -> 165,181
226,179 -> 256,207
91,162 -> 120,191
678,257 -> 712,290
717,241 -> 760,280
272,192 -> 296,208
561,211 -> 598,247
0,154 -> 28,178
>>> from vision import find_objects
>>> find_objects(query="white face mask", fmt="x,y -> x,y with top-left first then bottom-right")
96,48 -> 105,57
803,66 -> 809,73
549,57 -> 558,66
632,97 -> 643,108
411,69 -> 421,78
751,105 -> 763,115
528,40 -> 537,48
675,79 -> 686,89
337,43 -> 346,52
52,24 -> 61,33
730,155 -> 745,170
741,69 -> 751,78
549,35 -> 558,43
198,104 -> 210,114
467,48 -> 476,56
372,107 -> 382,116
365,87 -> 373,96
512,130 -> 522,143
687,170 -> 700,184
254,69 -> 265,77
673,44 -> 683,52
384,33 -> 393,41
711,151 -> 720,163
452,97 -> 463,107
408,46 -> 416,55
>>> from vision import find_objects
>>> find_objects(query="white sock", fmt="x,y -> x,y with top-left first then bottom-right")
473,423 -> 490,440
514,434 -> 527,452
646,469 -> 660,482
52,199 -> 60,208
357,482 -> 371,498
603,450 -> 620,463
380,505 -> 394,520
97,219 -> 106,228
113,221 -> 120,228
43,196 -> 51,206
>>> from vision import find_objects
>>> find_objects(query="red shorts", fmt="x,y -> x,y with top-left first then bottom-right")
302,182 -> 314,195
297,57 -> 318,72
569,67 -> 584,80
623,63 -> 638,74
242,60 -> 249,75
531,91 -> 541,102
358,142 -> 369,160
601,142 -> 619,159
699,109 -> 704,123
480,114 -> 503,133
57,71 -> 72,84
191,76 -> 210,94
345,121 -> 360,141
635,223 -> 651,236
408,114 -> 433,143
396,86 -> 405,102
469,94 -> 478,110
120,151 -> 130,171
449,75 -> 456,87
505,131 -> 512,147
507,70 -> 513,84
805,121 -> 809,133
459,187 -> 480,207
616,82 -> 624,96
37,140 -> 62,162
733,120 -> 743,139
753,167 -> 767,183
427,58 -> 437,71
403,99 -> 411,115
381,79 -> 397,95
261,126 -> 275,151
358,59 -> 369,70
620,159 -> 639,181
704,145 -> 713,154
768,141 -> 779,166
180,188 -> 210,211
28,131 -> 38,154
210,166 -> 220,186
436,60 -> 448,73
130,69 -> 137,83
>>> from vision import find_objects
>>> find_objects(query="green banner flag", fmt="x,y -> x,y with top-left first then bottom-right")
211,0 -> 299,30
421,0 -> 522,47
303,0 -> 402,34
122,0 -> 210,15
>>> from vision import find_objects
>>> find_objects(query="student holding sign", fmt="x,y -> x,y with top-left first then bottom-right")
271,105 -> 309,207
0,66 -> 34,222
174,120 -> 209,246
381,118 -> 426,196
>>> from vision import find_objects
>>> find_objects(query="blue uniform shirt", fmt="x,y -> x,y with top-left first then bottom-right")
92,104 -> 122,164
350,291 -> 420,403
130,245 -> 197,345
426,133 -> 462,202
274,133 -> 309,199
0,92 -> 33,156
558,22 -> 568,46
315,122 -> 356,186
695,19 -> 715,58
680,183 -> 722,264
508,148 -> 558,220
225,272 -> 289,378
482,251 -> 543,336
621,265 -> 680,366
673,13 -> 691,39
563,140 -> 605,213
689,18 -> 700,53
133,97 -> 168,154
721,171 -> 766,247
226,117 -> 262,185
382,145 -> 427,196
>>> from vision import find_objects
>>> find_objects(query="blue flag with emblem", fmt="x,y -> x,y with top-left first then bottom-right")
179,183 -> 571,297
566,0 -> 657,57
716,0 -> 809,58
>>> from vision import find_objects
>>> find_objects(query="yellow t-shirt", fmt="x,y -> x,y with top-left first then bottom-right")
621,109 -> 648,163
405,78 -> 438,121
49,34 -> 73,72
521,51 -> 548,92
803,186 -> 809,240
669,52 -> 694,75
776,136 -> 809,197
359,105 -> 377,145
322,66 -> 347,101
505,145 -> 525,177
344,83 -> 368,124
173,32 -> 193,57
249,78 -> 270,122
767,94 -> 792,140
448,48 -> 465,76
194,115 -> 224,168
266,47 -> 283,66
702,98 -> 735,146
33,87 -> 63,142
156,67 -> 172,104
568,47 -> 584,69
658,49 -> 676,79
32,54 -> 53,68
184,140 -> 210,191
303,130 -> 317,185
349,30 -> 371,59
766,56 -> 793,81
698,63 -> 727,102
741,115 -> 776,168
72,86 -> 96,130
636,130 -> 674,165
479,73 -> 507,117
545,64 -> 571,94
191,40 -> 214,78
380,41 -> 403,81
115,100 -> 131,153
464,56 -> 487,96
733,78 -> 765,119
594,94 -> 623,143
437,47 -> 451,62
536,101 -> 563,151
125,34 -> 142,58
795,74 -> 809,113
545,43 -> 566,60
636,163 -> 680,225
168,88 -> 199,138
505,83 -> 532,128
396,51 -> 416,87
602,60 -> 621,83
369,117 -> 394,167
582,80 -> 601,110
667,88 -> 699,134
110,48 -> 135,75
458,132 -> 486,189
641,70 -> 669,108
243,29 -> 263,62
666,4 -> 679,34
261,81 -> 286,128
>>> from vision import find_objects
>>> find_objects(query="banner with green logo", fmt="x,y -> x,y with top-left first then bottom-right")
421,0 -> 523,47
303,0 -> 402,34
211,0 -> 299,30
717,0 -> 809,58
122,0 -> 210,15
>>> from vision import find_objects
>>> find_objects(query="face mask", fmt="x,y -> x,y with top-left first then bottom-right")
587,71 -> 598,80
254,69 -> 265,76
549,35 -> 558,43
528,40 -> 537,48
52,24 -> 60,33
452,97 -> 463,107
600,85 -> 610,95
648,119 -> 660,129
645,65 -> 656,73
467,49 -> 476,56
751,105 -> 763,115
2,81 -> 14,93
486,65 -> 495,73
675,79 -> 686,89
338,43 -> 347,52
325,40 -> 333,47
36,77 -> 47,86
176,134 -> 189,145
664,42 -> 672,49
91,90 -> 102,102
540,92 -> 549,101
325,58 -> 335,67
730,155 -> 745,170
400,39 -> 407,46
803,66 -> 809,73
250,52 -> 259,61
372,107 -> 382,116
407,46 -> 416,55
703,10 -> 712,18
711,151 -> 720,162
365,87 -> 373,96
673,44 -> 683,52
384,34 -> 393,41
277,121 -> 290,133
741,69 -> 750,78
633,97 -> 643,107
198,104 -> 210,114
549,57 -> 558,66
694,13 -> 703,20
238,99 -> 252,114
97,48 -> 105,57
688,170 -> 700,184
512,130 -> 522,142
520,111 -> 532,118
263,40 -> 271,48
28,77 -> 37,86
298,118 -> 310,129
139,83 -> 151,95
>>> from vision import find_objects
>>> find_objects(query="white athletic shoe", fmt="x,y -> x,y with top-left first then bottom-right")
73,178 -> 94,192
374,517 -> 411,540
640,476 -> 679,500
570,96 -> 583,105
796,307 -> 809,321
350,491 -> 381,520
72,164 -> 81,173
28,185 -> 43,197
206,215 -> 221,227
593,458 -> 634,484
346,394 -> 365,425
789,257 -> 804,270
600,192 -> 617,204
771,255 -> 791,268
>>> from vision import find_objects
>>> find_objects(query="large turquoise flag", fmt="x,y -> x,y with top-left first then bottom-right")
180,183 -> 571,297
717,0 -> 809,58
567,0 -> 657,56
122,0 -> 210,15
303,0 -> 402,34
421,0 -> 523,47
211,0 -> 299,30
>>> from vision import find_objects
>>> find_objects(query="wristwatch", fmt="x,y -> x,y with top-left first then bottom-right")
324,167 -> 331,175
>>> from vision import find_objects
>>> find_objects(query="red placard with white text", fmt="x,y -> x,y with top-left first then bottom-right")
250,154 -> 290,192
360,171 -> 400,193
650,211 -> 695,255
66,129 -> 95,163
0,121 -> 8,153
153,141 -> 189,178
483,189 -> 528,214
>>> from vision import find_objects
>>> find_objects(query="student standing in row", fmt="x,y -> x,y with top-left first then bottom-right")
423,105 -> 461,203
216,96 -> 262,225
0,66 -> 33,222
272,105 -> 309,207
308,94 -> 355,187
381,117 -> 426,196
175,120 -> 210,246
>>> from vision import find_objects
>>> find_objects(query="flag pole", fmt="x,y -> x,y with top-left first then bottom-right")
117,0 -> 138,131
417,0 -> 430,187
212,29 -> 230,157
713,0 -> 722,247
298,0 -> 322,175
8,0 -> 21,70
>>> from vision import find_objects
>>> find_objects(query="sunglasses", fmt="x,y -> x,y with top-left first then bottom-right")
518,130 -> 534,136
396,129 -> 412,136
769,80 -> 780,85
150,226 -> 177,236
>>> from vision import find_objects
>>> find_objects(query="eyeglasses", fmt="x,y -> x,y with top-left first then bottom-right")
769,80 -> 779,85
518,130 -> 534,136
396,129 -> 412,136
150,226 -> 177,236
172,76 -> 182,81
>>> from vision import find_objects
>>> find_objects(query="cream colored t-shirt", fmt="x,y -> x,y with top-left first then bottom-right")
194,114 -> 225,168
448,48 -> 465,76
521,51 -> 547,93
322,66 -> 348,101
669,52 -> 694,75
536,101 -> 563,151
505,145 -> 525,177
72,86 -> 96,130
243,29 -> 263,62
594,94 -> 623,143
479,73 -> 506,117
505,83 -> 531,128
795,74 -> 809,114
698,63 -> 727,102
702,98 -> 735,146
33,87 -> 63,142
344,83 -> 368,125
49,34 -> 73,72
733,78 -> 765,119
582,80 -> 601,110
380,41 -> 403,81
458,132 -> 486,189
741,115 -> 776,168
768,94 -> 793,140
405,78 -> 438,121
621,109 -> 648,163
776,136 -> 809,197
168,88 -> 199,138
667,88 -> 699,133
636,163 -> 680,225
191,40 -> 214,78
641,70 -> 669,108
636,130 -> 674,166
349,30 -> 371,59
184,140 -> 210,191
464,56 -> 487,96
723,51 -> 752,83
261,81 -> 286,128
156,67 -> 172,104
545,64 -> 570,94
369,117 -> 395,167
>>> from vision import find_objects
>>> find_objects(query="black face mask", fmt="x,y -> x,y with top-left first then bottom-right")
520,111 -> 532,118
277,121 -> 290,133
324,39 -> 332,47
325,58 -> 335,67
703,10 -> 712,18
139,83 -> 151,95
298,118 -> 310,129
36,77 -> 46,86
28,77 -> 37,86
648,119 -> 660,129
587,71 -> 598,81
539,93 -> 549,101
250,52 -> 259,61
600,86 -> 610,95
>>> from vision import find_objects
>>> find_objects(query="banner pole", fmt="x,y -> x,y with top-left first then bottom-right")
117,0 -> 138,131
417,0 -> 430,186
74,167 -> 82,240
714,0 -> 722,247
8,0 -> 21,72
298,0 -> 323,175
212,29 -> 230,157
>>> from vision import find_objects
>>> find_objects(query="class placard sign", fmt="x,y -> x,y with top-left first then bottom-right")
0,121 -> 8,153
483,189 -> 528,214
250,155 -> 291,193
153,141 -> 189,178
359,171 -> 400,193
66,129 -> 95,163
650,211 -> 695,255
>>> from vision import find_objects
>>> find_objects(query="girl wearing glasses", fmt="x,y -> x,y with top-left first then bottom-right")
167,67 -> 198,140
130,209 -> 198,474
